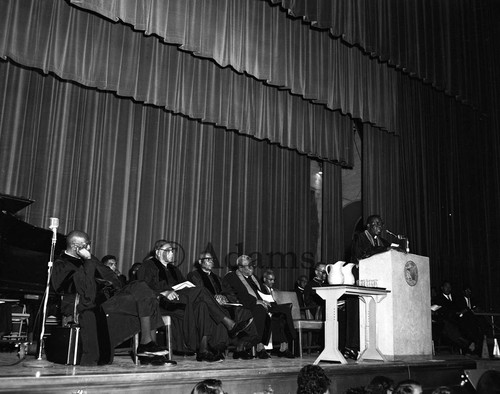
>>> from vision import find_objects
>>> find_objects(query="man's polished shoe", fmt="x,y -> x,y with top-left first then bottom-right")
228,318 -> 254,338
255,349 -> 271,359
137,341 -> 169,356
138,355 -> 177,366
196,351 -> 224,362
233,349 -> 254,360
277,349 -> 295,358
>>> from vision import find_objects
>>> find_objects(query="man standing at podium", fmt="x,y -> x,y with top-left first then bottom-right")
351,214 -> 391,264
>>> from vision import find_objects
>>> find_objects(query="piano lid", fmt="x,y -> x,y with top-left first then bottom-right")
0,193 -> 34,214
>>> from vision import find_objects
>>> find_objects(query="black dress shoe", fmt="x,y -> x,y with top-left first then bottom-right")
233,349 -> 254,360
255,349 -> 271,359
228,318 -> 254,338
139,355 -> 168,366
277,349 -> 295,358
196,351 -> 224,362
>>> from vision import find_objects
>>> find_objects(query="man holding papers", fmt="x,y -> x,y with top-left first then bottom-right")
138,240 -> 252,362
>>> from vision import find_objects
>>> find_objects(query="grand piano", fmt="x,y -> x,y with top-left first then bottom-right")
0,193 -> 66,341
0,193 -> 66,296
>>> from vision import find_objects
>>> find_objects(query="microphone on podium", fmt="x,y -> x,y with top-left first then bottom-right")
386,229 -> 399,239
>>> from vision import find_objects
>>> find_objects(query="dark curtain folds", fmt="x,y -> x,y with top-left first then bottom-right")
0,0 -> 354,164
0,59 -> 315,290
394,75 -> 500,310
266,0 -> 482,108
68,0 -> 402,134
361,124 -> 402,239
321,162 -> 343,263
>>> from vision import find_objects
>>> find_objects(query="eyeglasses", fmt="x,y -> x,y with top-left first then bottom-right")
74,241 -> 91,249
159,248 -> 176,253
201,257 -> 214,262
240,263 -> 255,268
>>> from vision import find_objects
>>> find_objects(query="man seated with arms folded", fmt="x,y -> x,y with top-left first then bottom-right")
222,255 -> 295,359
52,231 -> 168,366
137,240 -> 252,362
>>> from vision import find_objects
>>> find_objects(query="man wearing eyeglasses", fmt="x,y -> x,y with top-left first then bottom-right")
138,240 -> 252,362
52,230 -> 167,366
187,252 -> 227,305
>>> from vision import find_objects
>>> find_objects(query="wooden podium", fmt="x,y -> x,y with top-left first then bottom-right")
359,249 -> 432,359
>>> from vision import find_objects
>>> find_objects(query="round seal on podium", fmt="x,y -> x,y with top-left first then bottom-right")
404,261 -> 418,286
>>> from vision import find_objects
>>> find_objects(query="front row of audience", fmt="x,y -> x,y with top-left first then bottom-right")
190,367 -> 500,393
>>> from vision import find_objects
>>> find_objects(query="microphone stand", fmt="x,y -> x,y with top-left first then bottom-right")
24,218 -> 58,368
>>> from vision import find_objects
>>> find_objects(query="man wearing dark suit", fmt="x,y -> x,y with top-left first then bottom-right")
294,275 -> 309,311
434,281 -> 480,355
261,269 -> 296,358
223,255 -> 294,359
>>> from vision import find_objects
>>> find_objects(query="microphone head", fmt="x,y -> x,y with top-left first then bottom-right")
49,217 -> 59,230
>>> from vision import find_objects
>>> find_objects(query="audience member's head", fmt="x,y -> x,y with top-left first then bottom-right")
476,370 -> 500,394
190,379 -> 226,394
365,376 -> 394,394
297,364 -> 331,394
393,380 -> 422,394
431,386 -> 453,394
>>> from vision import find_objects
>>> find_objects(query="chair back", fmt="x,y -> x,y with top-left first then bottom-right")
273,290 -> 301,320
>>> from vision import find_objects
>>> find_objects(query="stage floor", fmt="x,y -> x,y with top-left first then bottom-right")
0,349 -> 492,394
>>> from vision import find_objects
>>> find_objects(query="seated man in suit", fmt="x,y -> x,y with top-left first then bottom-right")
137,240 -> 252,362
261,269 -> 296,358
294,275 -> 309,311
52,230 -> 168,366
434,281 -> 481,355
222,255 -> 295,359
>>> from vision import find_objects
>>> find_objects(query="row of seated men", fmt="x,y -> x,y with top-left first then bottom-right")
431,280 -> 488,356
51,230 -> 300,366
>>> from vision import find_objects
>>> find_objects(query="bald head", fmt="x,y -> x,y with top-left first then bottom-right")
65,230 -> 91,257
